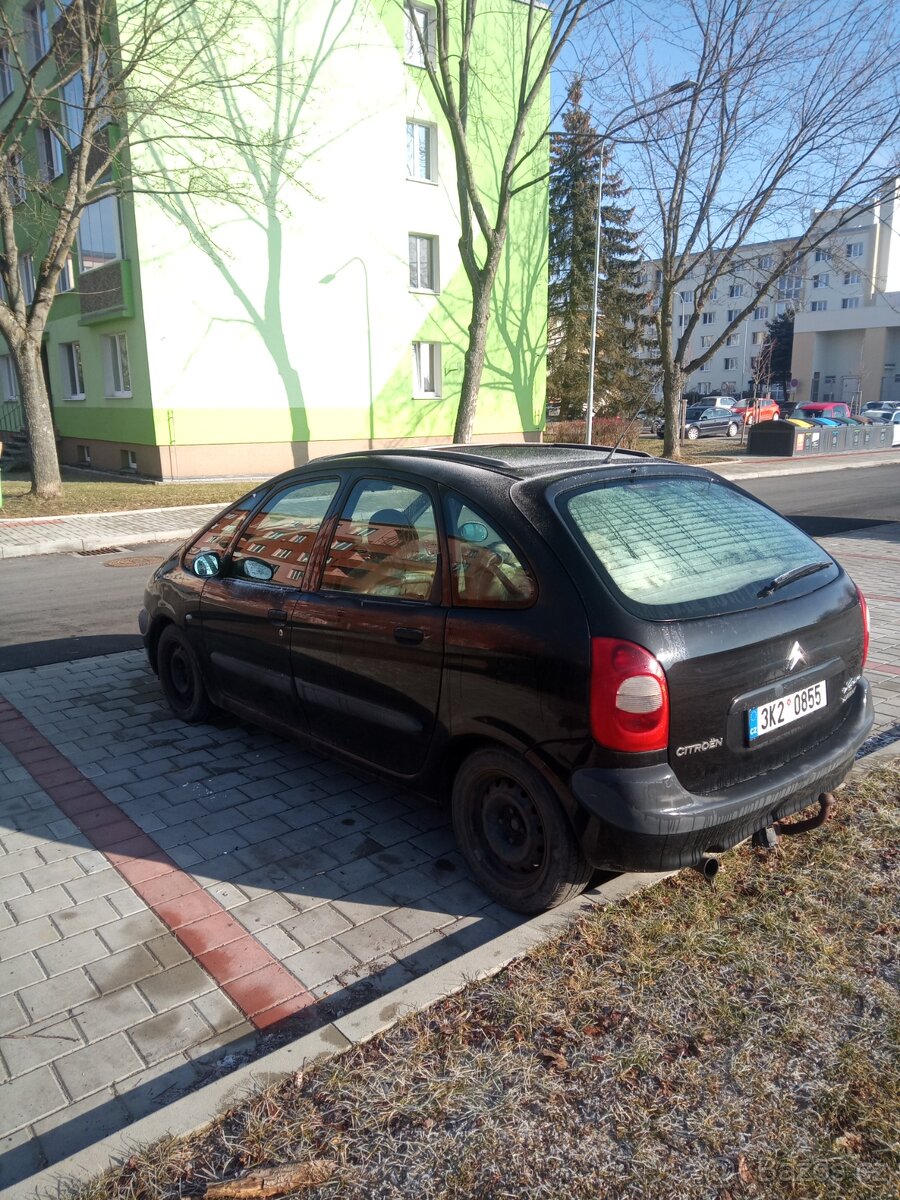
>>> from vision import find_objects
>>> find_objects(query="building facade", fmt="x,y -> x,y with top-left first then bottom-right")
638,184 -> 900,407
0,0 -> 549,479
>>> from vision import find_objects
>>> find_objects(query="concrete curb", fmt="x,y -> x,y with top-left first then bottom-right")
713,453 -> 899,482
8,743 -> 900,1198
0,528 -> 203,559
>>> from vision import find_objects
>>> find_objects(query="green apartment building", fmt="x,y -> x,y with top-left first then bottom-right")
0,0 -> 549,479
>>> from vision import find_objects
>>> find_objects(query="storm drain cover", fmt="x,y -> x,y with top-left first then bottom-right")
76,547 -> 120,556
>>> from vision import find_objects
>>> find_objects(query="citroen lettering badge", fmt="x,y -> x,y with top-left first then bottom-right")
786,641 -> 806,672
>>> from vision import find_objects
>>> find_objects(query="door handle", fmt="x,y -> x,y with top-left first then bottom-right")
267,608 -> 289,625
394,626 -> 424,645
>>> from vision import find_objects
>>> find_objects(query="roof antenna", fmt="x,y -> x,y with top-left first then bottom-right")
603,401 -> 651,463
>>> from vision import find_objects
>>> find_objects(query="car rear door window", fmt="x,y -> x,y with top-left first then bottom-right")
229,479 -> 339,584
444,493 -> 536,607
559,476 -> 835,619
320,480 -> 439,600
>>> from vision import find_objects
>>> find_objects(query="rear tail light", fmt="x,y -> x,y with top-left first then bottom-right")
591,637 -> 670,753
857,586 -> 869,669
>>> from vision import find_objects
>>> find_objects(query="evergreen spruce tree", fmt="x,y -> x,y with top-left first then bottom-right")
549,82 -> 653,420
764,310 -> 795,402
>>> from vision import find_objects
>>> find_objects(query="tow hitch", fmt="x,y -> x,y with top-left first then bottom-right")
752,792 -> 835,850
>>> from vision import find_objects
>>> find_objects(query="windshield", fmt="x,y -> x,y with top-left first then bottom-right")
558,476 -> 836,620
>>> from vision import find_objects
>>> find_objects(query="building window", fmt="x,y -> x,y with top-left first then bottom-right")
60,74 -> 85,147
77,443 -> 91,465
697,381 -> 711,395
814,249 -> 830,262
60,341 -> 85,398
728,284 -> 743,298
19,253 -> 35,304
0,354 -> 19,400
774,302 -> 793,316
758,254 -> 773,270
751,331 -> 763,345
754,305 -> 769,320
842,297 -> 860,309
750,356 -> 759,371
6,153 -> 26,205
846,241 -> 863,259
25,2 -> 49,65
77,195 -> 122,272
723,357 -> 737,371
726,308 -> 739,322
102,332 -> 131,396
726,333 -> 739,347
701,311 -> 715,325
777,275 -> 802,301
408,234 -> 437,291
698,362 -> 710,373
0,44 -> 13,101
121,448 -> 137,472
810,300 -> 827,312
679,290 -> 693,302
405,3 -> 435,67
412,342 -> 442,397
406,121 -> 436,182
36,126 -> 64,181
844,271 -> 860,285
812,273 -> 828,289
56,255 -> 74,293
700,334 -> 713,348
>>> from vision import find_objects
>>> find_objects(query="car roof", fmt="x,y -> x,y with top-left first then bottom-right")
308,443 -> 655,482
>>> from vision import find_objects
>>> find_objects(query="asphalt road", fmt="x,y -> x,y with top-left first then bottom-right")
1,464 -> 898,672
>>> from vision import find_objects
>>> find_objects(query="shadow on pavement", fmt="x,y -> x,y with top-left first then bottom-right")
0,635 -> 143,672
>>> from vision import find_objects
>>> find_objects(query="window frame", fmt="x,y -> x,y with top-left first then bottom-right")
59,340 -> 85,399
405,3 -> 435,67
412,341 -> 442,398
842,297 -> 860,310
846,241 -> 863,259
37,124 -> 64,181
102,331 -> 131,397
406,119 -> 437,183
25,1 -> 50,66
18,252 -> 35,304
77,193 -> 122,273
0,353 -> 20,400
408,232 -> 438,292
226,476 -> 342,588
0,43 -> 13,101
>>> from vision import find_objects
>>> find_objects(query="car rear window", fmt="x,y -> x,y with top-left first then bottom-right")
559,476 -> 836,620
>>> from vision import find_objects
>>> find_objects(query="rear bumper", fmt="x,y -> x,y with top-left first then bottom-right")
571,680 -> 873,872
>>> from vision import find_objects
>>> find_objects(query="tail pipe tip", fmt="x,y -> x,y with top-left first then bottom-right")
693,853 -> 720,881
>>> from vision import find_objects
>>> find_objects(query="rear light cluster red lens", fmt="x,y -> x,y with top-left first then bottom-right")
857,586 -> 870,669
591,637 -> 670,753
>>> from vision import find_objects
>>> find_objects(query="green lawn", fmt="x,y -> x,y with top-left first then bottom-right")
75,761 -> 900,1200
0,470 -> 262,520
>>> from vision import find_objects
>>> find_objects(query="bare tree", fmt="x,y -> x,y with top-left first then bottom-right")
0,0 -> 272,497
409,0 -> 598,444
583,0 -> 900,457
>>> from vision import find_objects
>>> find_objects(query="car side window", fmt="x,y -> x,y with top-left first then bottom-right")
320,479 -> 439,601
228,479 -> 339,585
444,493 -> 536,608
183,493 -> 261,572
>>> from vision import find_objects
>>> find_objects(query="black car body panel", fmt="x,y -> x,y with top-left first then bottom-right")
141,445 -> 873,889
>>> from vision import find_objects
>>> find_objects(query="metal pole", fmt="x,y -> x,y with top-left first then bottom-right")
585,138 -> 605,446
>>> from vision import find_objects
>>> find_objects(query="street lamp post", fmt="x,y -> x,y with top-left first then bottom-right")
320,258 -> 374,445
583,80 -> 697,447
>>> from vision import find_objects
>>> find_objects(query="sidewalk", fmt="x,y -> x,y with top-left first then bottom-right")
1,447 -> 897,558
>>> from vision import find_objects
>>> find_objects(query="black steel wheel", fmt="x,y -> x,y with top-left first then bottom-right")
157,625 -> 211,723
452,748 -> 592,913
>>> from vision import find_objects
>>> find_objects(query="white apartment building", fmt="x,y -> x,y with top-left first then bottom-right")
638,182 -> 900,407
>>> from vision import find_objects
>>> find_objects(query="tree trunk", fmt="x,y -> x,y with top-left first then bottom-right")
454,273 -> 495,444
658,310 -> 682,460
14,336 -> 61,499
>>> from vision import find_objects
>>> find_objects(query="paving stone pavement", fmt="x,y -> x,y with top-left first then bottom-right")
0,522 -> 897,1189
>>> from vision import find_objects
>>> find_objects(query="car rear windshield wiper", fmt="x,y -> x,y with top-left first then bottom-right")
757,561 -> 831,598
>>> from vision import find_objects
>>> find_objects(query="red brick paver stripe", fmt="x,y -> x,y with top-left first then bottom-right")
868,661 -> 900,678
0,696 -> 314,1027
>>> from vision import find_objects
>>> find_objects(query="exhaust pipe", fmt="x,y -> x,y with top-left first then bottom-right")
693,853 -> 720,881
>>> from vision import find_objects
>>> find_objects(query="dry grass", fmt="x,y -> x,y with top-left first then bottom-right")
544,420 -> 743,464
0,470 -> 262,520
73,763 -> 899,1200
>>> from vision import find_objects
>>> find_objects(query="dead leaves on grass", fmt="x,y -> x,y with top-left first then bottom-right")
205,1160 -> 334,1197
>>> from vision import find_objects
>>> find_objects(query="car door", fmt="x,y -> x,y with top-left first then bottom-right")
198,476 -> 341,727
289,476 -> 446,776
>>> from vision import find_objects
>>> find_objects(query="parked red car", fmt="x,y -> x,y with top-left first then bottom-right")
797,403 -> 851,421
731,398 -> 781,425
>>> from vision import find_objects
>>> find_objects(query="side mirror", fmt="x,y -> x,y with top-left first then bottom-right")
242,558 -> 275,582
459,521 -> 489,543
191,552 -> 221,578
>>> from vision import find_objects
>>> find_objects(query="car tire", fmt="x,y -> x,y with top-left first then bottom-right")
687,426 -> 700,441
451,748 -> 592,913
746,415 -> 755,426
157,625 -> 211,724
727,422 -> 739,438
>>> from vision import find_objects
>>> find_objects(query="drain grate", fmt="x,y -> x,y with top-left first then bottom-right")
77,547 -> 121,556
104,555 -> 163,569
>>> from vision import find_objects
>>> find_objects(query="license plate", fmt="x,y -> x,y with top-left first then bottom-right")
748,680 -> 827,742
